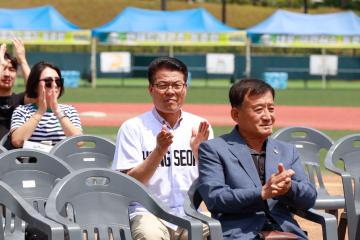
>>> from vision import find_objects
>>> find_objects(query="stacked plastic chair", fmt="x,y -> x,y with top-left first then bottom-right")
273,127 -> 345,217
325,134 -> 360,240
0,144 -> 5,154
45,168 -> 204,240
0,149 -> 73,239
50,135 -> 115,170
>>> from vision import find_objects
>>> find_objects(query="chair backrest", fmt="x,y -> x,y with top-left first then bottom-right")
50,134 -> 115,170
0,132 -> 13,150
324,134 -> 360,240
0,144 -> 5,154
0,132 -> 8,146
272,126 -> 333,164
325,134 -> 360,179
46,168 -> 201,240
0,149 -> 73,215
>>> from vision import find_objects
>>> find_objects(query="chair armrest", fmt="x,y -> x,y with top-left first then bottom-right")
45,197 -> 82,240
147,204 -> 203,240
0,182 -> 64,240
183,196 -> 222,240
324,152 -> 346,176
292,208 -> 338,240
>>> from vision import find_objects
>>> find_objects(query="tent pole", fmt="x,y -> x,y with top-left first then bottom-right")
91,37 -> 97,89
321,48 -> 326,89
169,45 -> 174,57
245,38 -> 251,78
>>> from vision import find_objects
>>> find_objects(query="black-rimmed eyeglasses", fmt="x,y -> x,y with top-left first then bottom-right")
153,82 -> 186,92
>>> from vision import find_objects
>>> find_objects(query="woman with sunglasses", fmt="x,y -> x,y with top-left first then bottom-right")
10,61 -> 82,148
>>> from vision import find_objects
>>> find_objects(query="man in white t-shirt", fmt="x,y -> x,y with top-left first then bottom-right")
112,56 -> 213,240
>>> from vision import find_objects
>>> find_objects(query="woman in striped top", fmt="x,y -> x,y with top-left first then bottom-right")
10,61 -> 82,148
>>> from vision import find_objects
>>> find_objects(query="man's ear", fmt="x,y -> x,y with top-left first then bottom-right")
231,107 -> 239,123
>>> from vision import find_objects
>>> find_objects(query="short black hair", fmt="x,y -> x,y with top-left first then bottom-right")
229,78 -> 275,108
4,52 -> 18,70
147,56 -> 188,85
26,61 -> 64,98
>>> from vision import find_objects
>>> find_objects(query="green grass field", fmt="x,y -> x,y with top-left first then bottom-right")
13,78 -> 360,106
14,78 -> 359,141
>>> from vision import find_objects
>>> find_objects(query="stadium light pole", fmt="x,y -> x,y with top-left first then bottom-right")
161,0 -> 167,10
222,0 -> 227,23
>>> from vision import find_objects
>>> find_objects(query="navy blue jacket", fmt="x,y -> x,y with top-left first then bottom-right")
198,127 -> 317,240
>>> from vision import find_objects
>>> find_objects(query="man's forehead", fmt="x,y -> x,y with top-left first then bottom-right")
244,91 -> 274,105
3,59 -> 15,69
155,70 -> 185,82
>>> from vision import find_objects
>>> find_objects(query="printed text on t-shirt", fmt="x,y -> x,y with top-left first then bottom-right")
142,150 -> 196,167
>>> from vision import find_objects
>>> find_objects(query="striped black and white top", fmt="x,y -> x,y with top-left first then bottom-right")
11,103 -> 82,145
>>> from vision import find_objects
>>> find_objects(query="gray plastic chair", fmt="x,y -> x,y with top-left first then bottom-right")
324,134 -> 360,240
50,134 -> 115,170
45,168 -> 203,240
0,149 -> 73,240
272,127 -> 345,216
0,132 -> 8,146
0,144 -> 5,154
184,178 -> 223,240
0,132 -> 13,150
185,179 -> 338,240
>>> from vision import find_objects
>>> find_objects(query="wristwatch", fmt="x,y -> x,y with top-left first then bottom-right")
56,110 -> 67,119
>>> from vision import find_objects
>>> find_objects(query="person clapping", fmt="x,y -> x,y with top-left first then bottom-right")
10,61 -> 82,148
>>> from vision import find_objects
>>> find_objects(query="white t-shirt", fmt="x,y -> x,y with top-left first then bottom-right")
112,108 -> 213,224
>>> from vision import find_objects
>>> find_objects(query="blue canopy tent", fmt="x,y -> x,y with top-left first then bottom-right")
90,7 -> 246,87
0,5 -> 90,45
93,7 -> 236,35
247,10 -> 360,48
245,10 -> 360,87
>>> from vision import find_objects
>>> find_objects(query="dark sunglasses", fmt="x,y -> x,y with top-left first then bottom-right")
40,77 -> 63,88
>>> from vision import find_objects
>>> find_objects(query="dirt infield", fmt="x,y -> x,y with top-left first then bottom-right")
71,103 -> 360,130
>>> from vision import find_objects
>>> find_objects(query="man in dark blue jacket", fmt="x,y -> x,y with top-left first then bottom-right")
198,78 -> 316,239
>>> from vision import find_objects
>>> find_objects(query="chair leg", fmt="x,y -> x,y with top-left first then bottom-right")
338,212 -> 347,240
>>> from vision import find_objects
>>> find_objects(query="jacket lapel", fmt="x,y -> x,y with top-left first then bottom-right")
265,139 -> 280,183
266,139 -> 281,209
227,128 -> 262,187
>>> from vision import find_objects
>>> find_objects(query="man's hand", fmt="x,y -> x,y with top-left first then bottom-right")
13,38 -> 27,65
0,43 -> 7,67
261,163 -> 295,200
190,121 -> 210,160
154,124 -> 174,156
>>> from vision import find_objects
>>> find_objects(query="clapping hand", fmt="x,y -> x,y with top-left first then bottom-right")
37,81 -> 47,114
261,163 -> 295,200
0,43 -> 7,67
48,81 -> 59,113
13,38 -> 26,65
155,124 -> 174,155
190,121 -> 210,160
